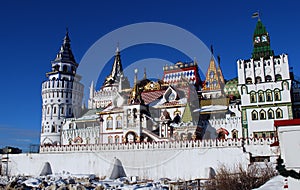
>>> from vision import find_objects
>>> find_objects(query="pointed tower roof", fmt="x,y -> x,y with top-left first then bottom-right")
53,29 -> 77,65
103,47 -> 124,87
182,103 -> 193,123
252,20 -> 274,59
202,56 -> 225,92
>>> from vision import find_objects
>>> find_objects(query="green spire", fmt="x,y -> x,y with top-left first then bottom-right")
253,20 -> 266,35
182,103 -> 193,123
252,20 -> 274,59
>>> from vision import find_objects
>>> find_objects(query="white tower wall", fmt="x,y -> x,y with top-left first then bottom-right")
40,31 -> 84,145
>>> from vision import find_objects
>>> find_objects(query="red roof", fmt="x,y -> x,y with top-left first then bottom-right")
141,90 -> 165,105
274,119 -> 300,127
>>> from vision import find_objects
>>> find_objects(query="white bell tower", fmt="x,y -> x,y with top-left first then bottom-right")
40,30 -> 84,145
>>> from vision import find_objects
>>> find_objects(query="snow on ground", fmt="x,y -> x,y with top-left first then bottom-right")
252,175 -> 285,190
0,174 -> 169,189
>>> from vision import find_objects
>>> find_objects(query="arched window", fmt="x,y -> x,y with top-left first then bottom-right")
212,80 -> 217,87
106,116 -> 113,129
260,110 -> 266,120
232,130 -> 238,139
47,107 -> 50,115
250,92 -> 257,103
241,86 -> 247,95
246,77 -> 252,84
206,81 -> 210,87
275,74 -> 282,81
63,65 -> 68,72
210,71 -> 214,79
53,106 -> 57,114
61,107 -> 64,114
252,110 -> 258,120
274,89 -> 281,101
53,65 -> 59,72
255,76 -> 262,84
51,125 -> 56,133
116,116 -> 122,129
266,90 -> 272,102
258,91 -> 265,102
276,108 -> 283,119
86,137 -> 90,144
108,136 -> 113,144
115,135 -> 120,144
265,75 -> 272,82
283,81 -> 289,90
268,109 -> 274,119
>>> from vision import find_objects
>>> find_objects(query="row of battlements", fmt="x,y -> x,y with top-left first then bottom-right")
39,137 -> 277,153
94,90 -> 118,97
237,54 -> 287,69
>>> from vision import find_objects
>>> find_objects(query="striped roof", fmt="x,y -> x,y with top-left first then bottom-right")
141,90 -> 166,105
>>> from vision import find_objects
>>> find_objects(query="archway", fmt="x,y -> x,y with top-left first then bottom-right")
217,128 -> 229,139
125,131 -> 138,143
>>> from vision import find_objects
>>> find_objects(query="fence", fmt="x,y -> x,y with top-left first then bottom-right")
40,137 -> 277,153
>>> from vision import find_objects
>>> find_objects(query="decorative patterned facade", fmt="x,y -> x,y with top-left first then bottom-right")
198,49 -> 242,140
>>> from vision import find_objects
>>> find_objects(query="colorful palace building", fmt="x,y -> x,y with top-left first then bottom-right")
40,18 -> 300,146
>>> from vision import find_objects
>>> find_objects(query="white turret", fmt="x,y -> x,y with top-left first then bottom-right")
88,81 -> 95,109
40,30 -> 84,145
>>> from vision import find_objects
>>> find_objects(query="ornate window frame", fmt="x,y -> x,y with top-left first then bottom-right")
106,115 -> 113,130
268,109 -> 274,119
252,110 -> 258,120
260,110 -> 266,120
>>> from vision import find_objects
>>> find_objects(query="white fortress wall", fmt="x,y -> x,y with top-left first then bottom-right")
8,147 -> 248,180
6,138 -> 277,180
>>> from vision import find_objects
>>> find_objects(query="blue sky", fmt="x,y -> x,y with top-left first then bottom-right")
0,0 -> 299,152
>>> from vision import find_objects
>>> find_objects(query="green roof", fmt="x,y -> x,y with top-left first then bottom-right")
224,78 -> 240,98
254,20 -> 267,36
252,20 -> 274,59
182,103 -> 193,123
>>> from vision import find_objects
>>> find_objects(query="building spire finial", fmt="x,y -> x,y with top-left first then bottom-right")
134,68 -> 138,85
116,42 -> 120,54
143,68 -> 147,79
210,45 -> 214,55
53,28 -> 76,63
64,27 -> 70,44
